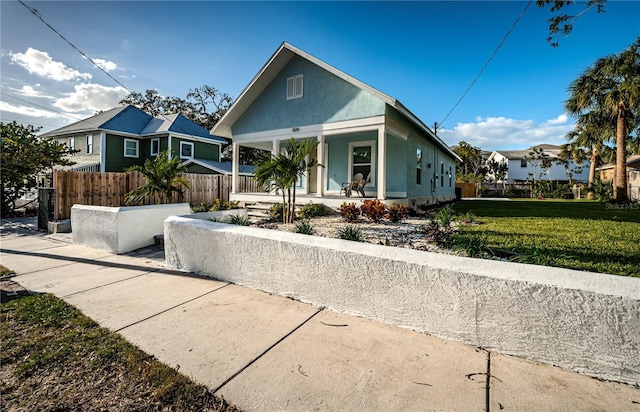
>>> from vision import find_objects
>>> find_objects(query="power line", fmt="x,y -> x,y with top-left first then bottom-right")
17,0 -> 134,96
438,1 -> 533,129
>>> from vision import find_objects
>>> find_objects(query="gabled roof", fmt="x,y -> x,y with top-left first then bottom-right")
491,144 -> 562,161
212,42 -> 459,161
182,158 -> 254,175
40,105 -> 226,144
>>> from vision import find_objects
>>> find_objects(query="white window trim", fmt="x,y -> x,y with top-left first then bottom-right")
286,74 -> 303,100
68,137 -> 75,151
180,141 -> 194,159
348,140 -> 376,184
86,135 -> 93,154
150,138 -> 160,156
124,138 -> 139,158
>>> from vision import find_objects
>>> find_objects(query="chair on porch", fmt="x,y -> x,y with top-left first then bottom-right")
340,173 -> 363,197
352,172 -> 371,197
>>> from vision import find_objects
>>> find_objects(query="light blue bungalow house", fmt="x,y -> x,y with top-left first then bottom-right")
212,42 -> 460,207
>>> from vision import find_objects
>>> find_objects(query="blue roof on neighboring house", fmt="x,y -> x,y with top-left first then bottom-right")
39,105 -> 226,144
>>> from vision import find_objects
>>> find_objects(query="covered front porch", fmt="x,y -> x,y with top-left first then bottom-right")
229,116 -> 430,208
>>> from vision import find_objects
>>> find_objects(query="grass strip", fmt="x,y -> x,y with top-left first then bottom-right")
1,293 -> 239,411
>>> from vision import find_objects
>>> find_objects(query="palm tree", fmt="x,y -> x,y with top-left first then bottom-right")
565,37 -> 640,201
124,150 -> 191,205
253,138 -> 321,223
561,109 -> 615,188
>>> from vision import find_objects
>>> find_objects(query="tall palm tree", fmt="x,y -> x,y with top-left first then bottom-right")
561,109 -> 615,188
124,150 -> 191,205
254,138 -> 321,223
565,37 -> 640,201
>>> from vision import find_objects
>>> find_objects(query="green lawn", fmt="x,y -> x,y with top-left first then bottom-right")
451,199 -> 640,277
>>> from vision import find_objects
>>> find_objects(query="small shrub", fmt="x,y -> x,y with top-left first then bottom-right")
298,202 -> 329,219
387,202 -> 410,223
458,210 -> 476,224
228,214 -> 251,226
338,202 -> 360,222
591,178 -> 613,201
268,203 -> 284,222
360,199 -> 387,223
210,198 -> 240,211
337,225 -> 363,242
454,233 -> 489,258
191,202 -> 213,213
420,220 -> 454,245
294,219 -> 314,235
433,205 -> 455,227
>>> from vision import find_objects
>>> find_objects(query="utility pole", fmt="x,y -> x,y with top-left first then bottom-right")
433,122 -> 438,135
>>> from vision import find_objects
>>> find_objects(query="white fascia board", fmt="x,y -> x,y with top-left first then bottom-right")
144,132 -> 225,148
232,116 -> 386,144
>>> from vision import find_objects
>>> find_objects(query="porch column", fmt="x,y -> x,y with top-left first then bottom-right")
377,126 -> 387,200
316,134 -> 325,197
99,132 -> 106,172
231,142 -> 239,194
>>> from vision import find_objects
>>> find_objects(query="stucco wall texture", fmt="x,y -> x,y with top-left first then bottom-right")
72,203 -> 191,253
164,216 -> 640,385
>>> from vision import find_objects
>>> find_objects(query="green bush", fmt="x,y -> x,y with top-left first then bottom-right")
453,233 -> 489,258
298,202 -> 329,219
591,177 -> 613,201
268,203 -> 284,222
433,205 -> 455,227
387,202 -> 410,223
293,219 -> 314,235
228,214 -> 251,226
191,202 -> 213,213
360,199 -> 387,223
338,202 -> 360,222
337,225 -> 364,242
211,199 -> 240,211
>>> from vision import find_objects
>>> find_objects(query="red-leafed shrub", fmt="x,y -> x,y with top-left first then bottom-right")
387,202 -> 411,223
338,202 -> 360,222
360,199 -> 387,223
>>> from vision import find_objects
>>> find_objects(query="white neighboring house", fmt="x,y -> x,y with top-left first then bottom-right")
486,144 -> 590,183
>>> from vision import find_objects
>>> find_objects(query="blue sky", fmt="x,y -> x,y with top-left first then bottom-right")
1,1 -> 638,151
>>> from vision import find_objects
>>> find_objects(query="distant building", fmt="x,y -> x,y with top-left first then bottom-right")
486,144 -> 590,183
597,155 -> 640,201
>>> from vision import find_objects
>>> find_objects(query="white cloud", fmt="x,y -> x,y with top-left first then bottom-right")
53,83 -> 128,112
92,58 -> 118,72
439,115 -> 575,151
10,48 -> 92,81
14,85 -> 53,99
0,101 -> 63,119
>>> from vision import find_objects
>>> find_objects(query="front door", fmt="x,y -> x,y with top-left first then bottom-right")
308,146 -> 318,194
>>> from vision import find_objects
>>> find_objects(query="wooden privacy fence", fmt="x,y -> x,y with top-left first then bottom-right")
455,182 -> 478,198
53,170 -> 260,220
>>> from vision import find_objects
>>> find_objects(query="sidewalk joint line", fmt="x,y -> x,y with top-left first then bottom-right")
486,351 -> 491,412
210,307 -> 324,395
114,283 -> 230,333
62,271 -> 157,298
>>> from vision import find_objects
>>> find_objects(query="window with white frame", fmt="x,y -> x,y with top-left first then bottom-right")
286,74 -> 303,100
180,141 -> 194,159
416,148 -> 422,186
68,137 -> 75,151
349,141 -> 375,185
124,139 -> 139,158
150,138 -> 160,156
86,135 -> 93,154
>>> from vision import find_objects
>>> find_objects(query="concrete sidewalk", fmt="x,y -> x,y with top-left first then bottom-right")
1,225 -> 638,411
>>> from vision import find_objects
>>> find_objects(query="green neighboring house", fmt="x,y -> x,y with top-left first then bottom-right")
212,42 -> 460,208
39,105 -> 231,174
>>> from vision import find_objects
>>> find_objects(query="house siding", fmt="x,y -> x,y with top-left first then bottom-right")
170,138 -> 220,162
104,134 -> 145,172
325,131 -> 377,192
233,55 -> 386,135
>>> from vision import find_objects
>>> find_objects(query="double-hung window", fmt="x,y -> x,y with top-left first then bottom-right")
180,141 -> 194,159
286,74 -> 303,100
68,137 -> 75,151
150,138 -> 160,156
416,148 -> 422,185
124,139 -> 139,158
86,135 -> 93,154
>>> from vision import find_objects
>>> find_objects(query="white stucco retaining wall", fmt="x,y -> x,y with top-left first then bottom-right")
72,203 -> 191,254
164,216 -> 640,385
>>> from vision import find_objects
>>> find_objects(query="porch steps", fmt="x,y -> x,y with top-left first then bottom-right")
245,201 -> 302,222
